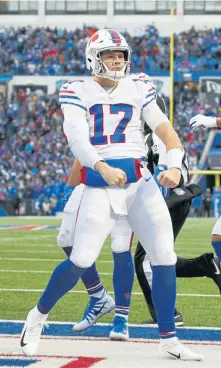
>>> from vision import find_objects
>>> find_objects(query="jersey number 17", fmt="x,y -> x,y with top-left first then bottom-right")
90,104 -> 133,145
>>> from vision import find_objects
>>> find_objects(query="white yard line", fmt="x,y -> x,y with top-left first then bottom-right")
31,225 -> 49,231
0,257 -> 112,263
1,319 -> 221,330
0,235 -> 56,241
0,288 -> 219,297
0,250 -> 112,255
0,269 -> 112,275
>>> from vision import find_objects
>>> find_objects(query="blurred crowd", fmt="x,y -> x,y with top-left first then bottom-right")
0,25 -> 221,75
173,83 -> 221,169
0,87 -> 71,214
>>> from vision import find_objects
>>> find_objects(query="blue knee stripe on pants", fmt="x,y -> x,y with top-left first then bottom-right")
212,241 -> 221,262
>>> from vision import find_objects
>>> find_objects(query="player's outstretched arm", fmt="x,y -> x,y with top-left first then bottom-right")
189,114 -> 221,131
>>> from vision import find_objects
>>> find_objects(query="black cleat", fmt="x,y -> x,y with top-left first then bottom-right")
210,257 -> 221,294
143,312 -> 183,327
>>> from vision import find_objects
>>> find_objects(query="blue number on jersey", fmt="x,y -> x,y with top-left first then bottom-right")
90,104 -> 133,145
90,105 -> 107,145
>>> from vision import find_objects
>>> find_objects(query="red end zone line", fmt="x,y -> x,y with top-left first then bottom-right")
1,334 -> 221,346
0,353 -> 104,368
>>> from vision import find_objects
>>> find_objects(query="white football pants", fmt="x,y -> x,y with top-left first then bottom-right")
58,176 -> 176,268
57,184 -> 134,254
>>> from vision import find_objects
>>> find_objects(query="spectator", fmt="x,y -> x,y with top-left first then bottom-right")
202,188 -> 212,217
12,190 -> 21,216
42,199 -> 51,216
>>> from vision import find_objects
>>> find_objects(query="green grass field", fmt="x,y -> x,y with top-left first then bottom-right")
0,217 -> 220,327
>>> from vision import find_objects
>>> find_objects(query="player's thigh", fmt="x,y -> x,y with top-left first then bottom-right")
127,177 -> 176,266
70,187 -> 116,267
57,185 -> 85,248
212,216 -> 221,236
63,184 -> 85,213
57,212 -> 77,248
111,216 -> 133,253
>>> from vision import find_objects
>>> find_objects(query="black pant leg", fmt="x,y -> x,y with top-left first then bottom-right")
170,201 -> 191,241
176,253 -> 214,277
134,201 -> 191,321
171,201 -> 215,277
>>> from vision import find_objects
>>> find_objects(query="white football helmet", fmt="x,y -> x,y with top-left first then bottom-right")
86,29 -> 131,81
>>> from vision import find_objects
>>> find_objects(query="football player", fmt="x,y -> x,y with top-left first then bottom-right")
60,97 -> 221,332
135,120 -> 221,326
20,29 -> 201,361
189,114 -> 221,267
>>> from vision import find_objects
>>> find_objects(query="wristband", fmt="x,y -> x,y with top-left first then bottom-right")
167,149 -> 184,170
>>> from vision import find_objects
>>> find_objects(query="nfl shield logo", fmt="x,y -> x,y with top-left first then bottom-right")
173,188 -> 185,196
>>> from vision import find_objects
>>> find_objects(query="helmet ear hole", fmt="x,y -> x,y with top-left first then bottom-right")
123,51 -> 128,61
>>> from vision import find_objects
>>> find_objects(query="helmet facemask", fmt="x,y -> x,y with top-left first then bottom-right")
88,47 -> 131,81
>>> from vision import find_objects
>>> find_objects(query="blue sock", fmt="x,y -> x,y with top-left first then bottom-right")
212,241 -> 221,262
81,263 -> 104,296
38,259 -> 86,314
112,251 -> 134,318
152,265 -> 176,338
62,246 -> 72,258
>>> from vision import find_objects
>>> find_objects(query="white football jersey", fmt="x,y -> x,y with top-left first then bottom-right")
60,73 -> 169,168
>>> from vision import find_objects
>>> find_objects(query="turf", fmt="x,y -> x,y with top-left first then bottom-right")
0,217 -> 220,327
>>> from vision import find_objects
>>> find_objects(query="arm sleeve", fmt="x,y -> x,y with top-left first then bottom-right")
60,83 -> 103,169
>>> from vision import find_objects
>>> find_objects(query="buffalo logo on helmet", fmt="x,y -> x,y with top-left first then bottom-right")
88,33 -> 99,45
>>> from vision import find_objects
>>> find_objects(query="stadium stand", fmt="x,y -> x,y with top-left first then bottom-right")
0,25 -> 221,75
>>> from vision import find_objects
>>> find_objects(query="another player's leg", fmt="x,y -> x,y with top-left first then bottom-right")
109,217 -> 134,341
74,216 -> 134,338
20,188 -> 116,356
211,216 -> 221,264
73,264 -> 115,331
57,184 -> 84,257
58,189 -> 115,332
171,203 -> 221,292
127,177 -> 202,361
134,243 -> 183,326
133,199 -> 190,327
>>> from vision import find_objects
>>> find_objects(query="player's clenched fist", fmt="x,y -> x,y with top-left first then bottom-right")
157,168 -> 181,188
95,161 -> 127,187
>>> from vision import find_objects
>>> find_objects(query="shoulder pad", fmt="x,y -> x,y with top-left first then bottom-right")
68,80 -> 85,83
59,80 -> 86,111
131,73 -> 154,84
60,80 -> 84,95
